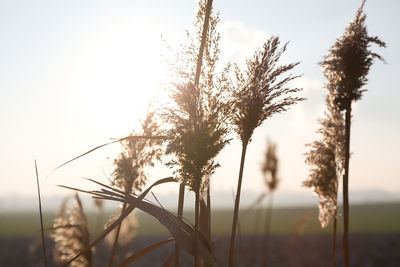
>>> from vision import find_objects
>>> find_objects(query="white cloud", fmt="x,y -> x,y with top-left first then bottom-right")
219,21 -> 269,67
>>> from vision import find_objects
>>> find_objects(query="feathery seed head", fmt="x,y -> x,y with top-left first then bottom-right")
164,1 -> 230,193
230,36 -> 304,144
112,110 -> 163,194
321,0 -> 385,110
304,77 -> 345,228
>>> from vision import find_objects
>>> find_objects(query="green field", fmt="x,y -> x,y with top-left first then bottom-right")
1,202 -> 399,237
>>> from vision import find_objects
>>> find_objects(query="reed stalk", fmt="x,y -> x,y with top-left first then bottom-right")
35,160 -> 48,267
318,2 -> 385,265
228,36 -> 303,266
174,183 -> 185,267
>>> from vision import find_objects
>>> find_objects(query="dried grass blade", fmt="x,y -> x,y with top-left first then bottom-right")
48,135 -> 167,177
118,238 -> 174,267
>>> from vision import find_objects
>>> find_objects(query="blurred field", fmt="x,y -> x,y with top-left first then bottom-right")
1,202 -> 399,237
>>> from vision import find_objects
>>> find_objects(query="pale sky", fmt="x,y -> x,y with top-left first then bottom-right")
1,0 -> 399,200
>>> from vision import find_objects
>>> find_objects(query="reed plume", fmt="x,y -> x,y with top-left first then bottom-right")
303,90 -> 345,267
52,193 -> 92,267
320,1 -> 385,265
108,110 -> 163,266
262,140 -> 279,193
228,36 -> 303,267
303,92 -> 344,228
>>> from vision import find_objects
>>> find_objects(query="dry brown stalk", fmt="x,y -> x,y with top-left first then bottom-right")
319,1 -> 385,265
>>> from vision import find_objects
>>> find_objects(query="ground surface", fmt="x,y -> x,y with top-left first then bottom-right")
1,234 -> 399,267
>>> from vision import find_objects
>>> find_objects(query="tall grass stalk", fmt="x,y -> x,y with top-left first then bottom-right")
35,160 -> 48,267
192,1 -> 212,265
320,1 -> 385,265
228,36 -> 303,267
164,0 -> 230,266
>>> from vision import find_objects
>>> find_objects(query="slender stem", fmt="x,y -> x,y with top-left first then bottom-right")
191,0 -> 212,265
194,185 -> 200,267
35,160 -> 48,267
207,185 -> 211,242
108,202 -> 127,267
228,142 -> 248,267
332,214 -> 337,267
342,102 -> 352,267
332,182 -> 339,267
175,183 -> 185,267
263,193 -> 274,266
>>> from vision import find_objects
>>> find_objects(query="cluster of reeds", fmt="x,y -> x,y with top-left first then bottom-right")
34,1 -> 386,267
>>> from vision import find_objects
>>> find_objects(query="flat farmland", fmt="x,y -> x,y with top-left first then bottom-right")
1,202 -> 399,266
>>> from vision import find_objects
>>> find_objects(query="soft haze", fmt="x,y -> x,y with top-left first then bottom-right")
1,0 -> 399,202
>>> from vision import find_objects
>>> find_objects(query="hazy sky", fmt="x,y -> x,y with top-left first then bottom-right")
1,0 -> 399,199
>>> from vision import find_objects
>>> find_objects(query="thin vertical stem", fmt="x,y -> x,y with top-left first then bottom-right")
228,142 -> 248,267
207,185 -> 211,242
194,184 -> 200,267
108,202 -> 127,267
342,102 -> 352,267
332,215 -> 337,267
175,183 -> 185,267
35,160 -> 48,267
262,193 -> 274,266
191,0 -> 213,265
